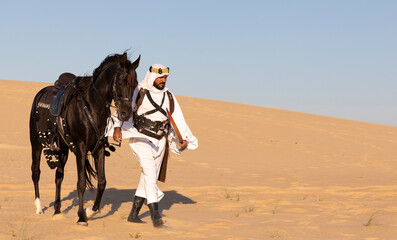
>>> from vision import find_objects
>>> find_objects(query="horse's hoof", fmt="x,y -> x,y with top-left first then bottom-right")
77,221 -> 88,226
34,198 -> 43,215
85,207 -> 97,219
127,214 -> 146,223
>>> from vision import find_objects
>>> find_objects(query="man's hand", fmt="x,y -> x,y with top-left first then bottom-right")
113,127 -> 122,143
179,140 -> 188,151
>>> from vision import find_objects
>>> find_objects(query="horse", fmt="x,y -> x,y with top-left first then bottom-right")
29,52 -> 140,226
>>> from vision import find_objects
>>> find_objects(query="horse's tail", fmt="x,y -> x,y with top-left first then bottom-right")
29,91 -> 40,138
84,155 -> 97,190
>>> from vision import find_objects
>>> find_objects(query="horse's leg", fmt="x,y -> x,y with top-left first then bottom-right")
31,140 -> 43,214
87,147 -> 106,218
75,143 -> 88,226
53,145 -> 69,215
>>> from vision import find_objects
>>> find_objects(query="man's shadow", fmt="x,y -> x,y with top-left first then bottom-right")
43,188 -> 196,220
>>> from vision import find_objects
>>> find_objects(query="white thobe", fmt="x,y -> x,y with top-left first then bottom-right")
106,86 -> 198,204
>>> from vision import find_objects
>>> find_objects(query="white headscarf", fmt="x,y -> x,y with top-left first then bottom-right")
138,64 -> 169,93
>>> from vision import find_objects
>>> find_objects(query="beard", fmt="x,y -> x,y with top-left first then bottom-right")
153,81 -> 165,90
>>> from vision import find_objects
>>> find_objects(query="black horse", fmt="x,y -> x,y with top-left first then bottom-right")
29,52 -> 140,226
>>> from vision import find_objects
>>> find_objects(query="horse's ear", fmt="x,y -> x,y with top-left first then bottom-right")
132,55 -> 141,69
120,52 -> 127,66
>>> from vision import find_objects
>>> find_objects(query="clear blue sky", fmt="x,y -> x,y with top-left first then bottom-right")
1,1 -> 396,126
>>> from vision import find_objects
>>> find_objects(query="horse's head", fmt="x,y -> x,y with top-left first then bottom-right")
112,53 -> 140,121
93,52 -> 140,121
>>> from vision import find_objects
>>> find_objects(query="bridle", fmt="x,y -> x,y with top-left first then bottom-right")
112,69 -> 133,110
83,63 -> 135,155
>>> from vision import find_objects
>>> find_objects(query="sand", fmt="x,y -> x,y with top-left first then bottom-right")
0,79 -> 396,239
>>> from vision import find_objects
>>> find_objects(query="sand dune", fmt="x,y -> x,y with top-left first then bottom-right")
0,79 -> 396,239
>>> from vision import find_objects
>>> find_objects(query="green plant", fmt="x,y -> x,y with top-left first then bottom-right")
273,201 -> 280,214
224,190 -> 240,201
225,191 -> 231,199
364,211 -> 380,227
129,232 -> 141,238
245,202 -> 255,212
19,219 -> 29,240
271,232 -> 281,238
72,198 -> 79,206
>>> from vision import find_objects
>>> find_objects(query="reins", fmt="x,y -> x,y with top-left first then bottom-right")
112,69 -> 133,106
72,64 -> 131,155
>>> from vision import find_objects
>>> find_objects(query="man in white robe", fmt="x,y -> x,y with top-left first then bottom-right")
108,64 -> 198,227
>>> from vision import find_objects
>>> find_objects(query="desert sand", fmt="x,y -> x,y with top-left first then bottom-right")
0,79 -> 396,240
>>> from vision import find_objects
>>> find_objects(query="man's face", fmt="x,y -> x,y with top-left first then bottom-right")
153,75 -> 168,90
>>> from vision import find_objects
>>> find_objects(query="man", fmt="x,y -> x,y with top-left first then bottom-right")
109,64 -> 198,227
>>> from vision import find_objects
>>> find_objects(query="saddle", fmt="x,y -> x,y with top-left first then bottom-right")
50,73 -> 77,116
55,72 -> 76,88
35,73 -> 77,169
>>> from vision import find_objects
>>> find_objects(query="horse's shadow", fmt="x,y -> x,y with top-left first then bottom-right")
43,188 -> 196,220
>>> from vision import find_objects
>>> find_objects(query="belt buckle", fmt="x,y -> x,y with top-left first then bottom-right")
156,129 -> 164,136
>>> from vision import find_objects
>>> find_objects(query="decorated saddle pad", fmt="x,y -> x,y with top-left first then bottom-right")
35,86 -> 59,135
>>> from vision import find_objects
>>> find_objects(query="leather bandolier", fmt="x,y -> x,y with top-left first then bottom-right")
133,88 -> 174,182
133,89 -> 174,140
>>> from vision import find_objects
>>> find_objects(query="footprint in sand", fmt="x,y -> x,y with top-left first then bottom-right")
216,168 -> 234,174
52,214 -> 66,220
193,162 -> 210,168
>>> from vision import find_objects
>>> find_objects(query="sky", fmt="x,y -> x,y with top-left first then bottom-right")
1,1 -> 396,126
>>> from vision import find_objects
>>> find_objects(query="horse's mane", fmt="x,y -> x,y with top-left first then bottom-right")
93,52 -> 132,81
74,76 -> 93,91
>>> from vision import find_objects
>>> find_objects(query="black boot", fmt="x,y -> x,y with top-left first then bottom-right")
127,196 -> 145,223
148,202 -> 164,227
